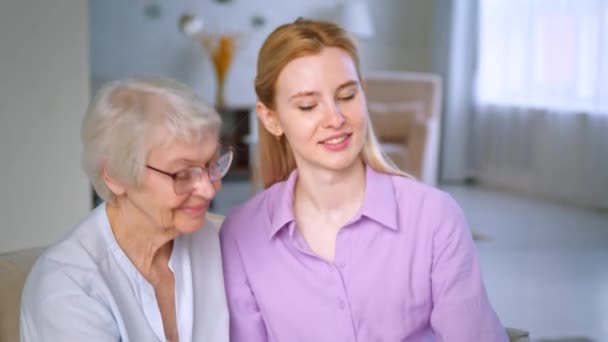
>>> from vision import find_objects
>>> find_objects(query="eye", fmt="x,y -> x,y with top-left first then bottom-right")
174,169 -> 192,182
175,167 -> 204,183
298,104 -> 317,111
338,92 -> 356,102
208,163 -> 222,180
205,157 -> 218,168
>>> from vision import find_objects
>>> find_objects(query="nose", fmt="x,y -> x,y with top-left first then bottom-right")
324,102 -> 346,128
190,173 -> 218,200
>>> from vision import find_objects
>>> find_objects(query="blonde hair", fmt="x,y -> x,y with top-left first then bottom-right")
81,76 -> 221,202
254,18 -> 409,188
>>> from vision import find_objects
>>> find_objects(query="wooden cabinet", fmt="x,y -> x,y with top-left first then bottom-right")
217,106 -> 252,180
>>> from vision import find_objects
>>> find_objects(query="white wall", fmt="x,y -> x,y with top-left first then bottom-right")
89,0 -> 435,106
364,0 -> 435,72
0,0 -> 91,253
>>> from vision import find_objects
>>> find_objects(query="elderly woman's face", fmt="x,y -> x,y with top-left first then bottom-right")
129,129 -> 221,234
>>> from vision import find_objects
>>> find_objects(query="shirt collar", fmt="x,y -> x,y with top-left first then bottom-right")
266,169 -> 298,239
360,165 -> 399,231
265,165 -> 399,239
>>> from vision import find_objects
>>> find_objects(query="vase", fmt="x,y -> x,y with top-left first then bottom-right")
202,34 -> 236,109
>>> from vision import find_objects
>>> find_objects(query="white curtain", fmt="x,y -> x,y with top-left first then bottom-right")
472,0 -> 608,209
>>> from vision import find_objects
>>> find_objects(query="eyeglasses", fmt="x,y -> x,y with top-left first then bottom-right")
146,147 -> 234,195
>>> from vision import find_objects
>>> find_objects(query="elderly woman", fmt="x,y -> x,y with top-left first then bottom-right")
20,77 -> 231,341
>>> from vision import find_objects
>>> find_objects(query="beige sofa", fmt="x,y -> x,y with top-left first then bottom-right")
0,246 -> 45,342
366,71 -> 443,186
0,213 -> 530,341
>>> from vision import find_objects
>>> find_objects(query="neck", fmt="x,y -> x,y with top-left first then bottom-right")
294,159 -> 366,217
106,201 -> 178,281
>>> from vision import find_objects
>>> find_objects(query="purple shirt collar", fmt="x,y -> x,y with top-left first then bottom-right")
265,165 -> 399,239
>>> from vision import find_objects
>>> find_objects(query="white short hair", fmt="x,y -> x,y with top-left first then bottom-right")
81,76 -> 221,202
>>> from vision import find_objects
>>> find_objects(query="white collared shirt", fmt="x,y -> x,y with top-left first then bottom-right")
20,203 -> 229,342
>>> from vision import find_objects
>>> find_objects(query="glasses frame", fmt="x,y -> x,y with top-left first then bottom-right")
145,146 -> 234,195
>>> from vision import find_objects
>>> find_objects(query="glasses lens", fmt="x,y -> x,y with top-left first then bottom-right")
173,167 -> 201,194
209,149 -> 234,182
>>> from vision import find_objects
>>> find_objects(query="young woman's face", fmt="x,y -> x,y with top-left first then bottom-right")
271,47 -> 368,173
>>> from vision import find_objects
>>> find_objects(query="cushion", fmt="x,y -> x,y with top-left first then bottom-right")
368,101 -> 424,141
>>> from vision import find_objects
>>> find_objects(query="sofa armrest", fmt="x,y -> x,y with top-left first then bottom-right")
506,327 -> 531,342
0,247 -> 45,342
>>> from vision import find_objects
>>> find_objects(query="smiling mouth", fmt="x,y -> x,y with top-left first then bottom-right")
320,133 -> 352,145
180,204 -> 208,217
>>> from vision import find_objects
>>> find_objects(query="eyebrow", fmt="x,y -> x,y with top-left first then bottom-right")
288,90 -> 319,102
165,147 -> 221,168
288,80 -> 359,102
336,80 -> 359,91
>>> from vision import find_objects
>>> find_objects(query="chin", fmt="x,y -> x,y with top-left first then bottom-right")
324,151 -> 363,171
175,217 -> 206,234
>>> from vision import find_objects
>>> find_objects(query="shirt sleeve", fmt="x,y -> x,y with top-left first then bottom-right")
429,194 -> 509,342
220,223 -> 268,342
20,288 -> 119,342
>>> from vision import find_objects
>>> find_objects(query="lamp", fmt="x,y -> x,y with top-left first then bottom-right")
336,1 -> 374,38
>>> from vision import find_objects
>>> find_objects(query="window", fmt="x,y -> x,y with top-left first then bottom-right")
475,0 -> 608,115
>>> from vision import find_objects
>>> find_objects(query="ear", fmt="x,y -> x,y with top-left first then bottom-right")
256,101 -> 284,137
102,164 -> 127,197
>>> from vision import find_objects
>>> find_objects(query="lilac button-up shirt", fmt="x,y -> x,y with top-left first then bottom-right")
220,166 -> 508,342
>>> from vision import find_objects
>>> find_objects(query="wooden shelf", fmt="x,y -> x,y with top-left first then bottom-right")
217,106 -> 252,173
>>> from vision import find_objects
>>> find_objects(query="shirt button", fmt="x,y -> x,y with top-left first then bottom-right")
337,262 -> 346,269
338,299 -> 346,310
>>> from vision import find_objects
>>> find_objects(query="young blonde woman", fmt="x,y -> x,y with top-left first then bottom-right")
220,19 -> 508,342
